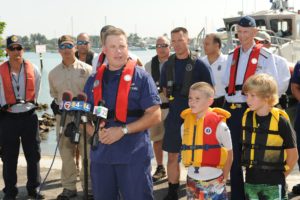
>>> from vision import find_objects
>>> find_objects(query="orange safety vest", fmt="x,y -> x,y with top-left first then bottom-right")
93,60 -> 136,123
0,60 -> 35,106
227,44 -> 262,96
181,108 -> 231,168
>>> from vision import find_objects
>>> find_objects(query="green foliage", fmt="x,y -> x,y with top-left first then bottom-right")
0,21 -> 6,59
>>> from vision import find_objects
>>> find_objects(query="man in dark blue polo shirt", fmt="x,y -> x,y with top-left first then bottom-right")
84,27 -> 161,200
160,27 -> 213,200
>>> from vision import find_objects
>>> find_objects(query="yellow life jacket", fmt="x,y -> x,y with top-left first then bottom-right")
241,107 -> 290,171
181,107 -> 231,169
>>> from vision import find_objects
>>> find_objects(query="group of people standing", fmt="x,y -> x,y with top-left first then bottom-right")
0,15 -> 299,200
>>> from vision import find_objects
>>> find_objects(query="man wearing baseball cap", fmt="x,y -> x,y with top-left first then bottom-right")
0,35 -> 43,199
222,16 -> 281,199
48,35 -> 93,199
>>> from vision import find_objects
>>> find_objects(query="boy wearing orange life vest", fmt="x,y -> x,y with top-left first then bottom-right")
180,82 -> 233,200
242,74 -> 298,199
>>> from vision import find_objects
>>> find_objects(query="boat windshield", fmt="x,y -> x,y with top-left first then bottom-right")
270,18 -> 292,37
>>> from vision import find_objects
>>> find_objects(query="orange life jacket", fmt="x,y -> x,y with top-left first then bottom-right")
93,60 -> 136,123
181,108 -> 231,168
0,60 -> 35,106
227,44 -> 262,96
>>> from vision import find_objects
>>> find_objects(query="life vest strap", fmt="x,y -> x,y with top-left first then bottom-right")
242,143 -> 283,150
107,109 -> 144,120
242,126 -> 280,135
181,144 -> 221,151
243,159 -> 285,169
161,103 -> 169,109
225,84 -> 243,95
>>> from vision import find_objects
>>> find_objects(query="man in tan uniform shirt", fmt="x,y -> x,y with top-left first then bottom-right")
48,35 -> 92,200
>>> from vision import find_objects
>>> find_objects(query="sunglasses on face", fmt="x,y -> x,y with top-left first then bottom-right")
259,40 -> 270,44
77,40 -> 89,46
156,44 -> 169,48
8,46 -> 23,51
59,43 -> 74,50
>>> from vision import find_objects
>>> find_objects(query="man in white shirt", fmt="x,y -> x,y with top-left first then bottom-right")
201,33 -> 227,107
223,16 -> 280,200
255,31 -> 291,109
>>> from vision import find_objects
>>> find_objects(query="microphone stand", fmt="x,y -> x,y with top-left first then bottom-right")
81,115 -> 89,200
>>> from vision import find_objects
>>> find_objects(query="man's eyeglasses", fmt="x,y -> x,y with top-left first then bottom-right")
8,46 -> 23,51
59,43 -> 74,50
156,44 -> 169,48
77,40 -> 89,46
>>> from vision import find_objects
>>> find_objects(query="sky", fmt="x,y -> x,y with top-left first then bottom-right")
2,0 -> 300,39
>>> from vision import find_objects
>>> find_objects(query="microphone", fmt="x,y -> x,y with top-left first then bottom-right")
72,93 -> 88,144
91,100 -> 108,150
59,91 -> 73,135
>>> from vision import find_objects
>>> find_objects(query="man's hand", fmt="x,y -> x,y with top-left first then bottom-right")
86,123 -> 95,137
99,127 -> 124,144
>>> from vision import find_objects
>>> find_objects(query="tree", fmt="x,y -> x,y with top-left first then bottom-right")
0,21 -> 6,59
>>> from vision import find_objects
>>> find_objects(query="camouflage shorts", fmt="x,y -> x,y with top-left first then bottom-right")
244,182 -> 287,200
186,175 -> 228,200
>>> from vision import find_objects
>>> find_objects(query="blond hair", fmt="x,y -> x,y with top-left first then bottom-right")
190,82 -> 214,98
242,73 -> 278,106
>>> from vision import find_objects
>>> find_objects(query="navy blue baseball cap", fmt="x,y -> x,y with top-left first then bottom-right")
6,35 -> 23,47
238,16 -> 256,27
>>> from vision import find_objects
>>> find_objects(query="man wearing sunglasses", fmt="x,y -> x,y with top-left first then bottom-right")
48,35 -> 92,200
144,36 -> 170,183
75,33 -> 97,66
0,35 -> 43,200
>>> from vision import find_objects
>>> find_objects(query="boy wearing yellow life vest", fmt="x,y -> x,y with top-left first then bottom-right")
181,82 -> 233,200
242,73 -> 298,199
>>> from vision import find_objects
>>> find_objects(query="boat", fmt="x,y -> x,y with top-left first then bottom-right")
193,0 -> 300,115
195,0 -> 300,64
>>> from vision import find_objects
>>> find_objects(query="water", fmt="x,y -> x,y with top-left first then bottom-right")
23,50 -> 157,155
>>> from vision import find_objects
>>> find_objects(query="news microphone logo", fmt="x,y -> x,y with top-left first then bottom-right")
93,106 -> 108,119
60,101 -> 91,112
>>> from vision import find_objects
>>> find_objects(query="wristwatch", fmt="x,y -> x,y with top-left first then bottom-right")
121,124 -> 129,135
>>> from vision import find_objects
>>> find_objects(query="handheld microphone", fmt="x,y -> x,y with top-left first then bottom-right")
59,91 -> 73,135
91,100 -> 108,150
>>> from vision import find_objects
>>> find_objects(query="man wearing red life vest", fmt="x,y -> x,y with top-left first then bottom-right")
223,16 -> 280,199
0,35 -> 43,199
85,27 -> 161,200
91,25 -> 144,74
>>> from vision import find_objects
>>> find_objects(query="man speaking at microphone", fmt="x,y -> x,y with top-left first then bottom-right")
84,27 -> 161,200
48,35 -> 92,200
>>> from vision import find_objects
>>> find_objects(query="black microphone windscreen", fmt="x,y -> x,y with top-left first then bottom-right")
62,91 -> 73,101
77,92 -> 87,102
98,100 -> 105,106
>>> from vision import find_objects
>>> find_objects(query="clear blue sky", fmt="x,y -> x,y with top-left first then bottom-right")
1,0 -> 300,39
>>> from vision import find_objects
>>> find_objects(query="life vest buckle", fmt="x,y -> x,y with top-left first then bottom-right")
250,160 -> 258,165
